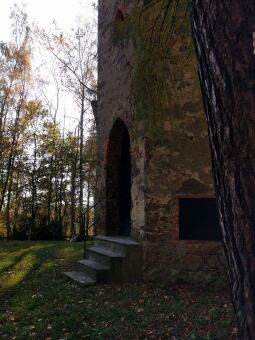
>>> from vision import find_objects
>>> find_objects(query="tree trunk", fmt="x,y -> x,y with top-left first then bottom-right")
85,182 -> 90,239
47,155 -> 54,227
6,170 -> 13,240
70,144 -> 78,236
30,133 -> 38,240
0,104 -> 21,212
13,165 -> 21,231
58,129 -> 65,232
63,197 -> 68,239
189,1 -> 255,337
79,86 -> 85,236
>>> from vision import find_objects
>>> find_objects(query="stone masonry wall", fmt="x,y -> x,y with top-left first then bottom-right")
96,0 -> 146,239
97,0 -> 225,282
138,0 -> 223,281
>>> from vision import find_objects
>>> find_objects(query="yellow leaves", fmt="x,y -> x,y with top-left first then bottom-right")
3,45 -> 31,82
25,100 -> 42,115
9,69 -> 21,80
19,49 -> 30,68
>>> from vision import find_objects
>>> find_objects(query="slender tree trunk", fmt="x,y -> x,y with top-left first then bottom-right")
79,86 -> 85,236
6,170 -> 14,240
54,161 -> 59,222
0,104 -> 21,212
189,1 -> 255,337
70,153 -> 78,236
47,156 -> 54,227
58,129 -> 65,232
30,133 -> 37,240
1,153 -> 14,214
0,80 -> 13,137
13,165 -> 21,230
70,128 -> 79,236
85,182 -> 90,239
63,198 -> 68,239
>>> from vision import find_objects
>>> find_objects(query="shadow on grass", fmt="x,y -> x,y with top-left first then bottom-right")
0,241 -> 236,340
0,241 -> 82,289
0,241 -> 90,338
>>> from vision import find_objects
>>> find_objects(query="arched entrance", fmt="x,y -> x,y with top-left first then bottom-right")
106,119 -> 131,236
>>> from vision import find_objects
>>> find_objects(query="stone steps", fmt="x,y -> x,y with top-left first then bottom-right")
63,235 -> 142,287
94,235 -> 141,255
77,259 -> 110,282
63,271 -> 96,287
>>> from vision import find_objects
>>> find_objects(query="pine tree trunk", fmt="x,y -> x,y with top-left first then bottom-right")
189,0 -> 255,337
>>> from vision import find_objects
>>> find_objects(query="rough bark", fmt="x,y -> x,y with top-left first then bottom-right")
189,1 -> 255,337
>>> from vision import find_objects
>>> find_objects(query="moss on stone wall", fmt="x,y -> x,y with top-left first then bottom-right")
112,15 -> 131,47
112,0 -> 203,138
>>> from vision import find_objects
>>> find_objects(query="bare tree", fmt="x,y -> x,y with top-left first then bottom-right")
37,19 -> 97,236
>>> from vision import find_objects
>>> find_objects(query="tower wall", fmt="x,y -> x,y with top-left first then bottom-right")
97,0 -> 224,282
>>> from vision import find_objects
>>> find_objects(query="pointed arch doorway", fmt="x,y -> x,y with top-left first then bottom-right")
106,119 -> 131,236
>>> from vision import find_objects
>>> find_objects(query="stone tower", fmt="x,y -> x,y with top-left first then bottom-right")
95,0 -> 224,281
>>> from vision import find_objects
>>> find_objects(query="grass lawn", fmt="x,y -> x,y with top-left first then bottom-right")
0,241 -> 237,339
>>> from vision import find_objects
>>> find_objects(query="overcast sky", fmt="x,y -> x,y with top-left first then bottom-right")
0,0 -> 96,42
0,0 -> 97,131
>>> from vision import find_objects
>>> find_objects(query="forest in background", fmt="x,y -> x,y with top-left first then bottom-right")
0,6 -> 97,240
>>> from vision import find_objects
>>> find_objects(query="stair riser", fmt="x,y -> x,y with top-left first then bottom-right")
93,239 -> 127,254
76,262 -> 109,283
87,250 -> 124,276
87,250 -> 112,266
63,272 -> 95,287
77,262 -> 97,280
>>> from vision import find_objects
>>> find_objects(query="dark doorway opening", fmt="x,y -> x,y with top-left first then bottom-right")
179,198 -> 221,241
106,119 -> 131,236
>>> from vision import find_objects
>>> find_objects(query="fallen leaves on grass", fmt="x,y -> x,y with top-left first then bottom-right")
0,241 -> 237,339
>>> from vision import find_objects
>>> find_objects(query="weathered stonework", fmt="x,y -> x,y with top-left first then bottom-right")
96,0 -> 225,282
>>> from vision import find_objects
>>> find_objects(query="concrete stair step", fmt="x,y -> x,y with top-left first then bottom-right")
87,246 -> 125,266
63,271 -> 96,287
63,235 -> 143,285
88,246 -> 125,258
94,236 -> 141,254
95,235 -> 141,246
78,259 -> 110,271
77,259 -> 110,282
